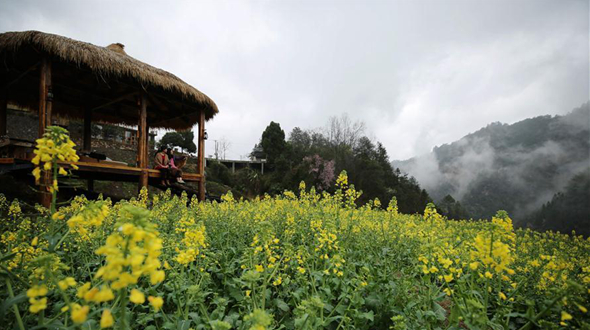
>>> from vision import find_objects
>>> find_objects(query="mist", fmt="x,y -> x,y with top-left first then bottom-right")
394,102 -> 590,220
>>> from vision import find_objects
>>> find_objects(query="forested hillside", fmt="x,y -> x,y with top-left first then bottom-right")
395,102 -> 590,232
523,169 -> 590,236
207,115 -> 431,214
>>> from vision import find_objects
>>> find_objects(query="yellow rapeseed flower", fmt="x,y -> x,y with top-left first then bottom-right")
148,296 -> 164,311
150,270 -> 165,285
100,309 -> 114,328
58,277 -> 77,290
29,297 -> 47,313
130,289 -> 145,304
77,282 -> 91,299
71,304 -> 90,324
27,285 -> 48,298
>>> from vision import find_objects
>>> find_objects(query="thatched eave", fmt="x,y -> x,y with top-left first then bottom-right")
0,30 -> 218,130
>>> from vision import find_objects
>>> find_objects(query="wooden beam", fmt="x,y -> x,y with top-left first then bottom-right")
138,92 -> 148,191
197,111 -> 206,201
3,61 -> 40,89
145,93 -> 173,115
60,61 -> 207,121
91,91 -> 138,112
0,90 -> 6,137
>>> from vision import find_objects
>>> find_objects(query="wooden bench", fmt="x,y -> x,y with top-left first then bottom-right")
1,157 -> 202,183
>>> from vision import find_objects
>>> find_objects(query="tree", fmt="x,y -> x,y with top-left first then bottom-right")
302,154 -> 335,191
258,122 -> 287,167
438,195 -> 469,220
525,169 -> 590,236
326,113 -> 366,150
215,138 -> 231,160
158,130 -> 196,153
250,143 -> 265,161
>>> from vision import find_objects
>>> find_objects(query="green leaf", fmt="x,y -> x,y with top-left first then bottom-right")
0,292 -> 27,321
361,310 -> 374,321
294,314 -> 309,328
276,298 -> 290,312
432,302 -> 447,321
0,252 -> 16,263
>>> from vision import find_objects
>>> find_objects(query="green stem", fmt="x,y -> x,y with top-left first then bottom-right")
118,289 -> 128,330
0,264 -> 29,286
6,278 -> 26,330
517,289 -> 569,330
51,160 -> 58,215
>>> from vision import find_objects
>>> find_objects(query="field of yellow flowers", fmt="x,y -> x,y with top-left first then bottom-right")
0,127 -> 589,330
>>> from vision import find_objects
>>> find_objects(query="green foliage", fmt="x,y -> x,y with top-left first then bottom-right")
244,119 -> 431,213
1,181 -> 589,330
158,130 -> 197,153
206,160 -> 234,186
437,195 -> 470,220
525,169 -> 590,236
259,122 -> 287,167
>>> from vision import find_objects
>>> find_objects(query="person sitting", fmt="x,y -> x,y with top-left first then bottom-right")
154,146 -> 171,186
167,148 -> 185,184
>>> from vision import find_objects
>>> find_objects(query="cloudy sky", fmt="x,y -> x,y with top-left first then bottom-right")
1,0 -> 588,160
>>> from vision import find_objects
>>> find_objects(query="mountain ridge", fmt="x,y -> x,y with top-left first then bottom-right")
393,102 -> 589,231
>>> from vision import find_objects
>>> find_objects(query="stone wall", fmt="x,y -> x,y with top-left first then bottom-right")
6,109 -> 39,140
6,108 -> 155,166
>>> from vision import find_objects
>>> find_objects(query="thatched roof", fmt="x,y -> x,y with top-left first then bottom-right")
0,30 -> 218,129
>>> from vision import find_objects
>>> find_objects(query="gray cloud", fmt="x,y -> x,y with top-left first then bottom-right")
395,103 -> 590,219
0,0 -> 587,160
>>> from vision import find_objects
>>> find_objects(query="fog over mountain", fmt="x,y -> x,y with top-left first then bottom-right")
393,102 -> 590,224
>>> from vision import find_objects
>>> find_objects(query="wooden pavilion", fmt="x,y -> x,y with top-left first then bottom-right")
0,31 -> 218,206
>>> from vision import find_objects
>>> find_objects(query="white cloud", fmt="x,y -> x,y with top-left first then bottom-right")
0,0 -> 587,161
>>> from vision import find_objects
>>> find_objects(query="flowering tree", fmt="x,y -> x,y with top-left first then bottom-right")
303,154 -> 335,191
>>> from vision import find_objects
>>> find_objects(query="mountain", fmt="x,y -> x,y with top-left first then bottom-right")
523,169 -> 590,236
393,102 -> 590,230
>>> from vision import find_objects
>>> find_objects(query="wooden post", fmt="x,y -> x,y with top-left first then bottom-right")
138,93 -> 148,191
45,61 -> 52,128
0,90 -> 7,137
38,58 -> 47,138
197,111 -> 206,201
38,58 -> 52,207
145,123 -> 150,168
